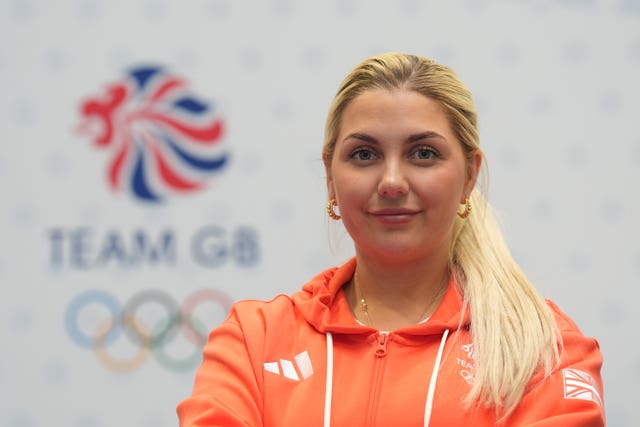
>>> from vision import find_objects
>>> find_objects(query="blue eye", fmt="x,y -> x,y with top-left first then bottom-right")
351,149 -> 377,161
413,147 -> 438,160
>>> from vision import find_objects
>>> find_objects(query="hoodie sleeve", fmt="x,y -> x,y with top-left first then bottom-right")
507,302 -> 605,426
177,306 -> 263,427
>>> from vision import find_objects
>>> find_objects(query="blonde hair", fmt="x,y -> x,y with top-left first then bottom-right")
323,53 -> 560,418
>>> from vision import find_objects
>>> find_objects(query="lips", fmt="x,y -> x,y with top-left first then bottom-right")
369,208 -> 421,224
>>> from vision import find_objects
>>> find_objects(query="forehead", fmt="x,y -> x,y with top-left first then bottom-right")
339,89 -> 454,138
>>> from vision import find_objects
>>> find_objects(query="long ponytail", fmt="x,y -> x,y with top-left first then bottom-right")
452,190 -> 560,418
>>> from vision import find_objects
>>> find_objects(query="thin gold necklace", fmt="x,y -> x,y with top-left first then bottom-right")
353,273 -> 447,328
354,274 -> 373,326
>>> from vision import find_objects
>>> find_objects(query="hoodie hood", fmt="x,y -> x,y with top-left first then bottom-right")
291,258 -> 470,336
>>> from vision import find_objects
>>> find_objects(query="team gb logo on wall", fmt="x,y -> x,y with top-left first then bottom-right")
77,66 -> 228,203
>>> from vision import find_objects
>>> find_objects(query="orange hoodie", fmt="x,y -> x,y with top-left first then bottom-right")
177,259 -> 605,426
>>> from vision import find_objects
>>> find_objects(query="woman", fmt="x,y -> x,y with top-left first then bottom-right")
177,53 -> 604,426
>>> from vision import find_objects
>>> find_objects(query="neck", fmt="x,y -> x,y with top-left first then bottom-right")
348,251 -> 450,330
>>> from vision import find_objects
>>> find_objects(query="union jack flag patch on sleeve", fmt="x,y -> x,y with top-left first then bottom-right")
562,368 -> 602,407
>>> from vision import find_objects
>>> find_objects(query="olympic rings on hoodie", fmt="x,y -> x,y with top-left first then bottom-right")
65,288 -> 233,373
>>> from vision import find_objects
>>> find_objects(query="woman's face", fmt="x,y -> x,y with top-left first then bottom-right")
326,89 -> 481,264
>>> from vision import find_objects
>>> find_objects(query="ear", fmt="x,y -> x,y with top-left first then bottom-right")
323,153 -> 336,201
462,150 -> 483,202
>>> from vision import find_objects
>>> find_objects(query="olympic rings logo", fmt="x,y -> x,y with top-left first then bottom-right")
65,288 -> 233,373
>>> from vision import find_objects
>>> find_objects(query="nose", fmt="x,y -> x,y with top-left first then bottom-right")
377,160 -> 409,198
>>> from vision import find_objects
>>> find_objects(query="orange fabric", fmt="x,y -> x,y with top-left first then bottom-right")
178,259 -> 605,426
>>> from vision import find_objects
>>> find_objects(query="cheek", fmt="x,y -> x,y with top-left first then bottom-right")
417,171 -> 466,209
332,172 -> 370,204
419,188 -> 456,215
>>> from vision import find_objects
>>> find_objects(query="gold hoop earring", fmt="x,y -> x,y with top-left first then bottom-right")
457,198 -> 471,219
326,199 -> 341,220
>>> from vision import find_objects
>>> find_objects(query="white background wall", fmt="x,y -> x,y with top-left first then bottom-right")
1,0 -> 638,425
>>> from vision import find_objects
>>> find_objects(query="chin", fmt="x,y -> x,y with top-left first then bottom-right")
368,245 -> 425,262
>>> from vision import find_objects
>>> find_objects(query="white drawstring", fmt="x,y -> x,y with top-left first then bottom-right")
423,329 -> 450,426
323,332 -> 334,427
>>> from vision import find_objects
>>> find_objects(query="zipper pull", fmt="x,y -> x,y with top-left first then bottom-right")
375,333 -> 389,358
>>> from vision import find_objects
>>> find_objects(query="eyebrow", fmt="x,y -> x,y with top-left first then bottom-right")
344,131 -> 446,144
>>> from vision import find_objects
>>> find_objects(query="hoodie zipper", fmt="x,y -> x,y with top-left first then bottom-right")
375,333 -> 388,357
367,332 -> 389,426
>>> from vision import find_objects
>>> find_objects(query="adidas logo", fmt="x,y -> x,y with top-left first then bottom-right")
264,350 -> 314,381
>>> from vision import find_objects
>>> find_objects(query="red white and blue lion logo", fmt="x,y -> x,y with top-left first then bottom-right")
77,66 -> 228,203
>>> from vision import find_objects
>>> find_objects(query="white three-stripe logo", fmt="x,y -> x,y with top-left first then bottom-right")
562,368 -> 602,407
264,350 -> 314,381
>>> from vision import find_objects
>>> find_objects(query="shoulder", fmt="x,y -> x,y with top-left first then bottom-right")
545,299 -> 585,334
206,295 -> 304,358
219,259 -> 356,338
227,294 -> 298,328
544,299 -> 602,368
516,300 -> 606,423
